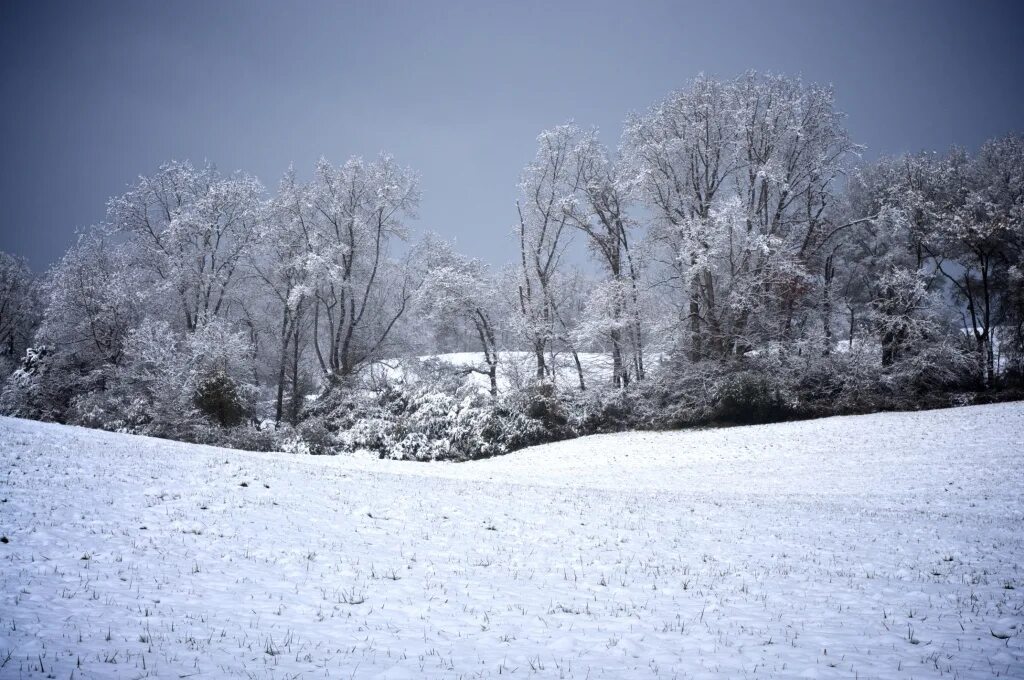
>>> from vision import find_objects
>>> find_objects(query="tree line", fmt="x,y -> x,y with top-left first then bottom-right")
1,72 -> 1021,456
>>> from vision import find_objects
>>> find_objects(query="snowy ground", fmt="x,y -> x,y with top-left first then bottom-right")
1,403 -> 1023,679
366,351 -> 648,394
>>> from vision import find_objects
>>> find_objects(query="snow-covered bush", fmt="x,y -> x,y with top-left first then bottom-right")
466,396 -> 551,457
290,365 -> 555,460
194,370 -> 256,428
335,416 -> 399,454
713,370 -> 795,425
219,424 -> 280,452
39,317 -> 262,442
0,346 -> 75,421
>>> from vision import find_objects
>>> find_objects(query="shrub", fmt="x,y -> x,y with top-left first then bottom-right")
714,371 -> 796,424
290,366 -> 560,461
193,370 -> 256,427
0,346 -> 80,422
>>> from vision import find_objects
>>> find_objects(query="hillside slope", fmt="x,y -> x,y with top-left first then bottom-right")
1,403 -> 1022,678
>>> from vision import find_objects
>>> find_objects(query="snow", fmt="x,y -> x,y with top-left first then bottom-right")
369,351 -> 648,394
1,402 -> 1023,678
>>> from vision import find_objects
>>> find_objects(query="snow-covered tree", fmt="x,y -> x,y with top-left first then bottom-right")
414,235 -> 502,395
550,126 -> 648,386
515,125 -> 584,381
2,78 -> 1019,449
974,134 -> 1024,383
1,230 -> 142,420
0,251 -> 39,376
622,74 -> 737,359
107,161 -> 265,332
622,73 -> 856,360
304,154 -> 420,386
39,230 -> 143,376
838,154 -> 946,365
251,167 -> 317,423
107,316 -> 258,433
925,136 -> 1024,385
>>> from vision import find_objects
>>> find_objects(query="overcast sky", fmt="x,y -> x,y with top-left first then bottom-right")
1,0 -> 1022,270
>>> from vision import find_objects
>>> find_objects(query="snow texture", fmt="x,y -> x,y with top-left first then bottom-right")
1,403 -> 1023,678
369,351 -> 624,394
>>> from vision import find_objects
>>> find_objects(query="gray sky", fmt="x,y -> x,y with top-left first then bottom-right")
1,0 -> 1022,271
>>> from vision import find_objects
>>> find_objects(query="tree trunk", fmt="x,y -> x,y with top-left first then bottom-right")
610,328 -> 624,388
274,353 -> 287,425
689,290 -> 701,361
274,311 -> 292,425
289,321 -> 302,425
881,329 -> 895,367
822,266 -> 833,357
535,342 -> 546,381
572,349 -> 586,391
982,333 -> 995,388
488,362 -> 498,397
848,307 -> 855,350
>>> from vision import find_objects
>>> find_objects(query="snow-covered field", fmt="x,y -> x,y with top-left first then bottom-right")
1,403 -> 1023,679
